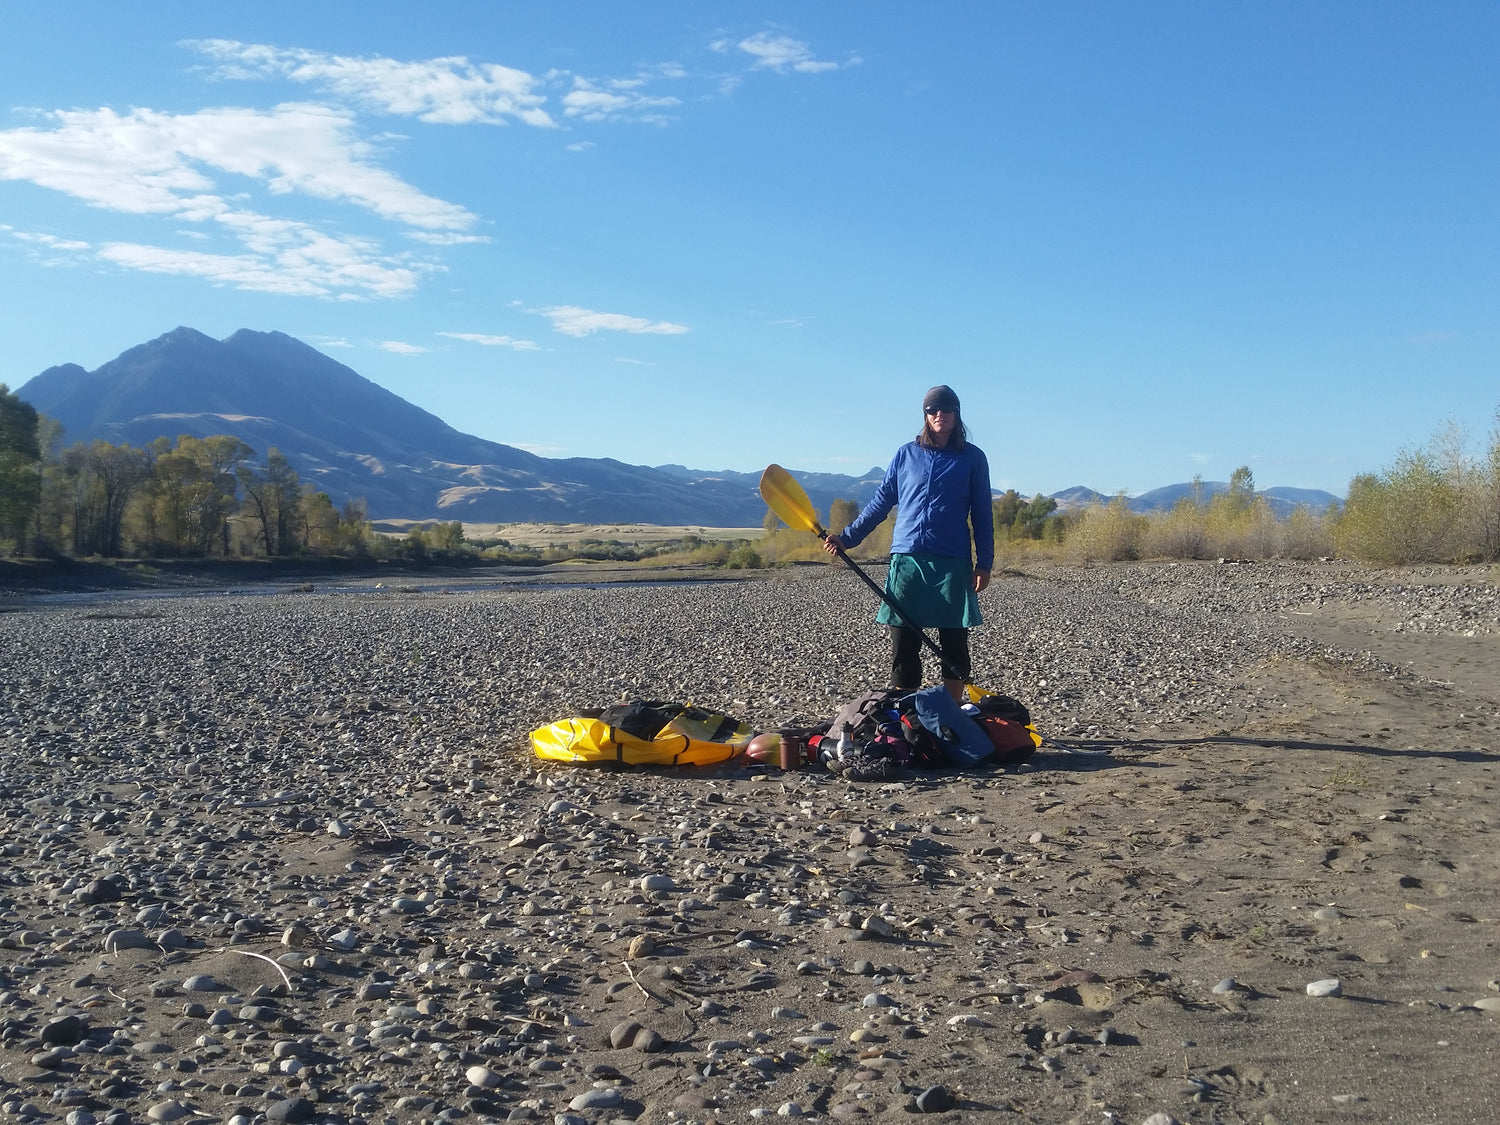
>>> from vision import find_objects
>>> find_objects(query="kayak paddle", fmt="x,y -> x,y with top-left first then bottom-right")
758,463 -> 962,680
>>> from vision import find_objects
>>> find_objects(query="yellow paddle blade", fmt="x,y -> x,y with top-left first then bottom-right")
759,464 -> 825,536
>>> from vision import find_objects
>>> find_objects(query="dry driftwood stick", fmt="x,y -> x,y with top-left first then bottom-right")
226,948 -> 295,992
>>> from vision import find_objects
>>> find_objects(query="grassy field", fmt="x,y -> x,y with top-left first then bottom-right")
369,520 -> 763,547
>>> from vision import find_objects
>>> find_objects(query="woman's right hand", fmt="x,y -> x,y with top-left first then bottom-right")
823,534 -> 844,556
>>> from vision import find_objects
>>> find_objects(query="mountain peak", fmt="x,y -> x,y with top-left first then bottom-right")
18,326 -> 863,524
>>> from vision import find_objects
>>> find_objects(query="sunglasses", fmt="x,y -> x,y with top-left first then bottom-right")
924,405 -> 955,416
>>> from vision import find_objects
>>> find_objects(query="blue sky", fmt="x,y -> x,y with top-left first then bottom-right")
2,2 -> 1496,499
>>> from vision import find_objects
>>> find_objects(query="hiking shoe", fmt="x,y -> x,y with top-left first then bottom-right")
844,758 -> 900,783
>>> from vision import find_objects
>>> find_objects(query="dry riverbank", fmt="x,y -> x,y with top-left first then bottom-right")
1,560 -> 1496,1124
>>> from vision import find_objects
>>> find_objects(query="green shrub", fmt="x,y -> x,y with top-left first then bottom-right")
1335,446 -> 1469,564
725,543 -> 763,569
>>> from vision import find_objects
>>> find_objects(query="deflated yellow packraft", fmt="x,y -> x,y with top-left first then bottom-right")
531,702 -> 756,766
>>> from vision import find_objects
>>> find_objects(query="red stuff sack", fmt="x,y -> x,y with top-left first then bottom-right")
976,716 -> 1039,763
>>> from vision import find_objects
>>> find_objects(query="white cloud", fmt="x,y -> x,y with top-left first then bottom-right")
439,332 -> 540,351
0,103 -> 467,298
188,39 -> 556,128
405,231 -> 491,245
561,77 -> 682,122
96,222 -> 426,299
538,305 -> 689,338
737,32 -> 849,74
0,104 -> 474,230
11,230 -> 90,251
378,340 -> 428,355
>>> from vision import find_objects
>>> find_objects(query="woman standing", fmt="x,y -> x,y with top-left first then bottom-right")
824,385 -> 993,701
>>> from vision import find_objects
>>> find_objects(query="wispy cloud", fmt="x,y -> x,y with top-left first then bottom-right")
0,103 -> 466,298
538,305 -> 688,338
99,238 -> 423,299
187,40 -> 556,128
3,221 -> 426,298
439,331 -> 540,351
725,32 -> 857,74
10,230 -> 91,252
0,104 -> 473,229
1,33 -> 855,302
561,78 -> 682,123
378,340 -> 428,355
406,231 -> 491,246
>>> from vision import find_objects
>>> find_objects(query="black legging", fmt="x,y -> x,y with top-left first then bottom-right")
890,626 -> 970,689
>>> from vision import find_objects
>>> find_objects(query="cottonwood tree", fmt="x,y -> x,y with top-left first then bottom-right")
61,440 -> 149,557
992,490 -> 1023,535
1013,494 -> 1058,539
237,448 -> 303,556
0,385 -> 41,553
828,497 -> 859,534
144,435 -> 253,555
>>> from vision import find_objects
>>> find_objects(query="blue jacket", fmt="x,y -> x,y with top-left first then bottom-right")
840,441 -> 994,571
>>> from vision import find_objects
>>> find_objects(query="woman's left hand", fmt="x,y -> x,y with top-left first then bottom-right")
973,569 -> 991,593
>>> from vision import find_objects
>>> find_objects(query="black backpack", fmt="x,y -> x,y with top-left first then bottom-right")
972,693 -> 1031,727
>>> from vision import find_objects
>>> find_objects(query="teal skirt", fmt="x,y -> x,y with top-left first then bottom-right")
876,552 -> 982,629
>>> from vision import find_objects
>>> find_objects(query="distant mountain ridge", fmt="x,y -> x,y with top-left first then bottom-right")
17,327 -> 882,525
17,327 -> 1341,524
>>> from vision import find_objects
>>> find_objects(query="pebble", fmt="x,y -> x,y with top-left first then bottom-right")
102,928 -> 154,952
1313,907 -> 1345,921
264,1099 -> 314,1123
1306,978 -> 1343,997
467,1064 -> 503,1088
1211,978 -> 1240,995
568,1088 -> 622,1110
41,1017 -> 87,1046
912,1086 -> 955,1114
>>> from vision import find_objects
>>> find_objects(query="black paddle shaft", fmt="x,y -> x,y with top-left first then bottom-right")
827,539 -> 955,673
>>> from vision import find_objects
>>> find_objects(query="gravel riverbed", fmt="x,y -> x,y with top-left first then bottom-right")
1,560 -> 1497,1125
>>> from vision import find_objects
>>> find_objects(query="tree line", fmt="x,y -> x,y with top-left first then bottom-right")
0,384 -> 369,559
761,415 -> 1500,569
1034,421 -> 1500,567
6,379 -> 1496,568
